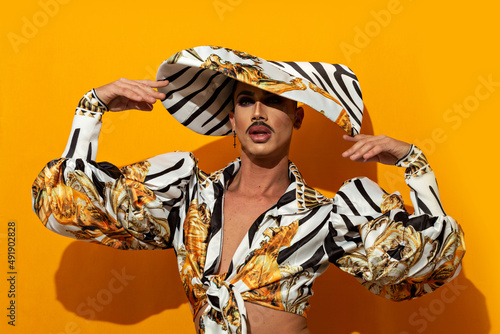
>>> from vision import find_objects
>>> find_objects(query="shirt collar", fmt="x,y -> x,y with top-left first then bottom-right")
211,158 -> 332,215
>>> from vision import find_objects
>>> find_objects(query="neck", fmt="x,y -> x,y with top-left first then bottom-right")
228,151 -> 290,198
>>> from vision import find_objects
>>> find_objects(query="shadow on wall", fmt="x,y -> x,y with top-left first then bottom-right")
308,269 -> 488,334
54,106 -> 488,333
55,242 -> 184,324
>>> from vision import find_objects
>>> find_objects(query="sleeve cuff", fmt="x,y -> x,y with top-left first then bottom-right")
74,89 -> 108,120
395,144 -> 432,179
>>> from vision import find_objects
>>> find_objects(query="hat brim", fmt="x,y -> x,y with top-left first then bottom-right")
156,46 -> 363,136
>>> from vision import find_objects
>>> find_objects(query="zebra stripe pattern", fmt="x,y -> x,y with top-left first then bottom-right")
156,46 -> 364,136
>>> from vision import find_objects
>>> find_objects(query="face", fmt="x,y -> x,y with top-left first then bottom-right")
230,82 -> 304,160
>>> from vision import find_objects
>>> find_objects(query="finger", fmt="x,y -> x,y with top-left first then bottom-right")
342,134 -> 357,143
345,136 -> 389,161
347,134 -> 371,139
348,141 -> 378,161
119,86 -> 156,104
360,145 -> 385,161
131,80 -> 169,99
342,134 -> 371,143
341,136 -> 360,157
114,80 -> 165,104
354,136 -> 392,160
134,80 -> 168,101
342,135 -> 376,158
135,79 -> 170,88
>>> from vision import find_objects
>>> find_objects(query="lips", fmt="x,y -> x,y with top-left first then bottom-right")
248,125 -> 272,142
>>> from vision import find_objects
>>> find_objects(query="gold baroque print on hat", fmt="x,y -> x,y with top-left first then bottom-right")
334,109 -> 352,135
200,54 -> 307,95
262,77 -> 307,95
209,46 -> 262,63
308,82 -> 342,105
201,54 -> 265,82
167,48 -> 204,64
307,82 -> 353,134
309,82 -> 352,133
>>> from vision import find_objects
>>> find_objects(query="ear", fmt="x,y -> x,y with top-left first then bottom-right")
229,110 -> 235,130
293,107 -> 304,130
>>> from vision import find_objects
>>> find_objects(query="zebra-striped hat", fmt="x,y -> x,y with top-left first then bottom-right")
156,46 -> 363,136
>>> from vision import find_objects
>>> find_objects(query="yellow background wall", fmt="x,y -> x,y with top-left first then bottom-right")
1,0 -> 497,333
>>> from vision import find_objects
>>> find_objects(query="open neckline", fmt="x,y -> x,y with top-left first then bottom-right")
199,158 -> 322,280
202,166 -> 296,280
205,176 -> 283,279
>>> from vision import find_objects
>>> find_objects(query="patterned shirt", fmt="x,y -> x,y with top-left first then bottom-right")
31,91 -> 465,334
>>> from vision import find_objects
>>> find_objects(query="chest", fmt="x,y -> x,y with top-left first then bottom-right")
215,192 -> 279,274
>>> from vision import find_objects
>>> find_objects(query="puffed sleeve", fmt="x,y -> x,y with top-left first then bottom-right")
329,145 -> 465,301
31,90 -> 196,250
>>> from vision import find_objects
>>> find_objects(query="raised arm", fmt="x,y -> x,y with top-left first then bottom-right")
341,134 -> 447,215
94,78 -> 168,112
328,134 -> 465,301
32,79 -> 196,250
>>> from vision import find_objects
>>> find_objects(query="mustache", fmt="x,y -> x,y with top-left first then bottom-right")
245,121 -> 275,134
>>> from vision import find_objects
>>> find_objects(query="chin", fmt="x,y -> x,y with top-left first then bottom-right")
241,143 -> 290,161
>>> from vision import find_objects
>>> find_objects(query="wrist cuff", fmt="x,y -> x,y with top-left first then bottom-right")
396,145 -> 432,178
75,89 -> 108,120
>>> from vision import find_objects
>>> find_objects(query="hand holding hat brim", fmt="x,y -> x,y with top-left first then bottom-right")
95,78 -> 169,112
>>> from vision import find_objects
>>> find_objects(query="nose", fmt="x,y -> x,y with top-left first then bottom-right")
251,101 -> 268,121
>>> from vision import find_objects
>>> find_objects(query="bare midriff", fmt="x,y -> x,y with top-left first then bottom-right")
194,301 -> 311,334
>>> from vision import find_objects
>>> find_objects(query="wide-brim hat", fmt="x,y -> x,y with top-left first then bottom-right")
156,46 -> 363,136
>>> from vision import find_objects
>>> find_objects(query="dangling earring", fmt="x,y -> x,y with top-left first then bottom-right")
233,131 -> 236,148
